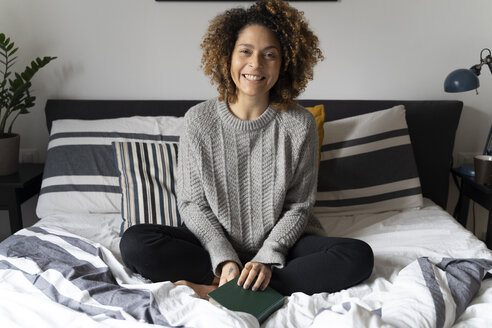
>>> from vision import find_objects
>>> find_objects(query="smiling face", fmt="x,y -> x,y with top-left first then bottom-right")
230,24 -> 282,104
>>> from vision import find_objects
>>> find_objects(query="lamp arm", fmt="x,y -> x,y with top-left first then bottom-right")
480,48 -> 491,61
469,49 -> 492,76
479,48 -> 492,75
470,63 -> 482,76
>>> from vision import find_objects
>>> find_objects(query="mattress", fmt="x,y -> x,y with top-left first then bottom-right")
1,198 -> 491,328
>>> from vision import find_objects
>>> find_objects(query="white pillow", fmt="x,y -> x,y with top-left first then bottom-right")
36,116 -> 184,218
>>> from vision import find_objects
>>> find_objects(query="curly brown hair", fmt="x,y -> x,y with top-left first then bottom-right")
201,0 -> 324,111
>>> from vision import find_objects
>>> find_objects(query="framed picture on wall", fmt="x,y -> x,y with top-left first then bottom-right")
155,0 -> 338,2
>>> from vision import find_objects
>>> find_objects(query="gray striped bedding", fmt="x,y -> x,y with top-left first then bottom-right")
36,116 -> 184,218
0,227 -> 171,325
310,256 -> 492,328
1,223 -> 491,328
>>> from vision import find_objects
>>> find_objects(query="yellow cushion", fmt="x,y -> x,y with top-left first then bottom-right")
305,104 -> 325,165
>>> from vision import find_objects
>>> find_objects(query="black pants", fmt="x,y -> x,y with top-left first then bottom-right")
120,224 -> 374,296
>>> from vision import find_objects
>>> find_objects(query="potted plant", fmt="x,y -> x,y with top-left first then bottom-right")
0,33 -> 56,175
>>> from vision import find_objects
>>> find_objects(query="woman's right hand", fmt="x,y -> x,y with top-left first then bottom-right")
219,261 -> 241,287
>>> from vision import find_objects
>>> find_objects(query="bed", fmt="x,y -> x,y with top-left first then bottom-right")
1,98 -> 492,328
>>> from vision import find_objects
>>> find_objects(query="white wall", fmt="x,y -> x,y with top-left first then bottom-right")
1,0 -> 491,239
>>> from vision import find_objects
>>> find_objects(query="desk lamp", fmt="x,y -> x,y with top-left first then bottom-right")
444,48 -> 492,176
444,48 -> 491,94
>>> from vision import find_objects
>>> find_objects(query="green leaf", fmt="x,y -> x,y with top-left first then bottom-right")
6,43 -> 14,52
44,56 -> 57,63
21,72 -> 30,81
8,47 -> 18,57
11,74 -> 24,88
6,56 -> 17,66
0,33 -> 5,43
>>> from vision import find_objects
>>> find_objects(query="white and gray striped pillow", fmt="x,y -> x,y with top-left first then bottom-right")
36,116 -> 184,218
112,141 -> 182,234
315,105 -> 423,215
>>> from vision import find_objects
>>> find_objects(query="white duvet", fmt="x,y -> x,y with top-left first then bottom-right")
1,199 -> 492,328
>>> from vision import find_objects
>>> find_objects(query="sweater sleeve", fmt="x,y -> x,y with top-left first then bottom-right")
177,118 -> 241,276
251,114 -> 319,268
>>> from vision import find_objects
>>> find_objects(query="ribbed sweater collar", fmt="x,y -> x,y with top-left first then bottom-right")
217,100 -> 277,131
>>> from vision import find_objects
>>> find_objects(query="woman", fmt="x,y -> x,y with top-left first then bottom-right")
120,0 -> 373,299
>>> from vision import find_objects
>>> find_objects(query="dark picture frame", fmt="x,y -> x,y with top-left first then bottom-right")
155,0 -> 338,2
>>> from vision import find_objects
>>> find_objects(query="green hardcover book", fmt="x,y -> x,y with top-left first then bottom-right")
207,277 -> 285,323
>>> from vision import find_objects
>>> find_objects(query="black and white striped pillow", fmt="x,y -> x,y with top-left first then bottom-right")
36,116 -> 184,218
112,141 -> 182,234
315,105 -> 423,215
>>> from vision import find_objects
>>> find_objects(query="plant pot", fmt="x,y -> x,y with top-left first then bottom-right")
0,133 -> 20,176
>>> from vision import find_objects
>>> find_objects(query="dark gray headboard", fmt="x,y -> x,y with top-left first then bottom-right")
45,99 -> 462,209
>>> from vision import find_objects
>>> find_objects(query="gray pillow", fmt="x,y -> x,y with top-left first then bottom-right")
316,105 -> 423,215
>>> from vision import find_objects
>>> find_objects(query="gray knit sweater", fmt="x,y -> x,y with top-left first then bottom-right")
177,98 -> 323,276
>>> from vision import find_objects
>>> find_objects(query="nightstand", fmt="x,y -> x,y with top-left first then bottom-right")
0,163 -> 44,234
452,167 -> 492,249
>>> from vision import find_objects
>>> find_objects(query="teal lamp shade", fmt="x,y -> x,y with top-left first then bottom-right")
444,68 -> 480,92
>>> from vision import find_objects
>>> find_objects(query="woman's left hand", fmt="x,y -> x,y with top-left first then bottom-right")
237,262 -> 272,291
